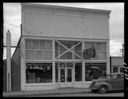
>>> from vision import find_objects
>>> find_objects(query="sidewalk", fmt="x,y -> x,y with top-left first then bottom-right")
3,88 -> 90,97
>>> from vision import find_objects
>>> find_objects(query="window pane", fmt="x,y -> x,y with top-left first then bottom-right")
40,40 -> 45,49
84,42 -> 106,60
26,63 -> 52,83
75,63 -> 82,81
25,50 -> 34,60
35,50 -> 44,60
55,63 -> 58,82
67,69 -> 72,82
84,42 -> 95,49
59,51 -> 72,59
95,52 -> 106,60
32,40 -> 40,49
85,63 -> 106,81
95,42 -> 106,52
113,67 -> 118,73
45,40 -> 52,50
55,41 -> 67,58
58,40 -> 79,49
44,50 -> 52,60
120,67 -> 124,73
60,69 -> 65,82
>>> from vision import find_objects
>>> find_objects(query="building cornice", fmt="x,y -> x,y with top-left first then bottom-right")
21,3 -> 111,15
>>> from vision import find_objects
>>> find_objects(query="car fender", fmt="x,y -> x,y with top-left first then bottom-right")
95,82 -> 112,91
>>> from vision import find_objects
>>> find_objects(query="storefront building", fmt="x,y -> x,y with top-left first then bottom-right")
11,3 -> 111,91
110,56 -> 124,73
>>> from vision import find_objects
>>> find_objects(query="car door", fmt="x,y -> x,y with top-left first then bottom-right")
116,74 -> 124,90
107,74 -> 124,90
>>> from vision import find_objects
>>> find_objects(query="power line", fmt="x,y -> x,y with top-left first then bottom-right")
4,22 -> 20,28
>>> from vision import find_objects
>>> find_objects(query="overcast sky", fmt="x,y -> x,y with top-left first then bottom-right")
3,3 -> 124,59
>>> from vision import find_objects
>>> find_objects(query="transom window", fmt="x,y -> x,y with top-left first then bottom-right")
84,42 -> 106,60
25,39 -> 52,60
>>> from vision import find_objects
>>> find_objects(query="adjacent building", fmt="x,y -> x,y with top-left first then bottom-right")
7,3 -> 111,91
110,56 -> 124,73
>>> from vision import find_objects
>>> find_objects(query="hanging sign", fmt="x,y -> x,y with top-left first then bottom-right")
83,48 -> 95,59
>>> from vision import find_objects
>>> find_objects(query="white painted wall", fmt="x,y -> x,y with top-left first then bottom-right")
22,5 -> 110,40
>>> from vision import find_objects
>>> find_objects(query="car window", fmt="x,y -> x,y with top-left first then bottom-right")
117,74 -> 121,78
112,75 -> 117,79
119,74 -> 124,78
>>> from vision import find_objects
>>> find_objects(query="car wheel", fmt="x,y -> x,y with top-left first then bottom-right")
98,86 -> 107,94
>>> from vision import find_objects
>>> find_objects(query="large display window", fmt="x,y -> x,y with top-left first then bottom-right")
85,63 -> 106,81
75,63 -> 82,81
26,63 -> 52,83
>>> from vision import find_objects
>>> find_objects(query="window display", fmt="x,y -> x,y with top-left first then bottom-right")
26,63 -> 52,83
75,63 -> 82,81
85,63 -> 106,81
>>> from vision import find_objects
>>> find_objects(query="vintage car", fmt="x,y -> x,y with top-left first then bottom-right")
89,73 -> 124,94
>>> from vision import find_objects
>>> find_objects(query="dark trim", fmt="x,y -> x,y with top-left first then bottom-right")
110,56 -> 112,73
11,36 -> 22,59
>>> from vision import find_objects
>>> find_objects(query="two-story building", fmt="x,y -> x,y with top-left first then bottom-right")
10,3 -> 111,91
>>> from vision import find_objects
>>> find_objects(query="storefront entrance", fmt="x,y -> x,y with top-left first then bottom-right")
58,62 -> 74,87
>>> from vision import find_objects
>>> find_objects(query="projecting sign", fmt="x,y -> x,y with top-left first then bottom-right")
83,48 -> 95,59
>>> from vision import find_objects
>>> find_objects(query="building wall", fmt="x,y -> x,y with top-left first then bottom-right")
21,4 -> 111,91
11,42 -> 21,91
111,57 -> 124,73
22,4 -> 110,39
3,60 -> 7,92
111,57 -> 124,66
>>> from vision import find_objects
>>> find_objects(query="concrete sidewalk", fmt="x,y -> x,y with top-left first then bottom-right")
3,88 -> 90,97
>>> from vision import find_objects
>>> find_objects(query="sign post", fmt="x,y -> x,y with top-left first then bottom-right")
6,30 -> 11,91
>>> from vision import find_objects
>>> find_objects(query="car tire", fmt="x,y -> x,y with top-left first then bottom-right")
98,86 -> 107,94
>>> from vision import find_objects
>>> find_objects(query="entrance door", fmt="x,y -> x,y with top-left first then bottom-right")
59,62 -> 73,87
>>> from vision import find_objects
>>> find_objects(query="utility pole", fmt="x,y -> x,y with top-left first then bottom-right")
120,44 -> 124,57
6,30 -> 11,91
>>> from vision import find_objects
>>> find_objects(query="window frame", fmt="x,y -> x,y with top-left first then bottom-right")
25,62 -> 53,84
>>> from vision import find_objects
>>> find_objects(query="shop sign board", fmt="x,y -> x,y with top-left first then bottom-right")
83,48 -> 95,59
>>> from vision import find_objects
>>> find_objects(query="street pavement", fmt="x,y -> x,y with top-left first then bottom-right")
39,91 -> 124,97
3,88 -> 124,97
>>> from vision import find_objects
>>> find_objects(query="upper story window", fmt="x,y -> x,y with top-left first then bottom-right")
84,42 -> 106,60
55,40 -> 82,60
25,39 -> 52,60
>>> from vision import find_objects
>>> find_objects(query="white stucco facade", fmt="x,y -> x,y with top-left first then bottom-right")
20,3 -> 111,91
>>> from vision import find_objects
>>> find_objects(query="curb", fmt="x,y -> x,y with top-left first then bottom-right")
3,88 -> 90,97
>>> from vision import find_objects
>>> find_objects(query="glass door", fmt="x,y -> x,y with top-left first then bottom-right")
60,69 -> 65,82
67,69 -> 72,82
59,62 -> 73,87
